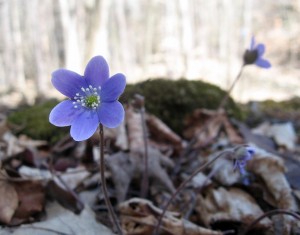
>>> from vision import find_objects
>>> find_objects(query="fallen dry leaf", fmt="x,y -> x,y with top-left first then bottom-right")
252,122 -> 297,151
146,114 -> 185,153
11,180 -> 45,225
119,197 -> 222,235
0,169 -> 18,224
107,148 -> 176,203
0,202 -> 114,235
247,147 -> 298,234
196,187 -> 272,229
46,179 -> 83,214
232,120 -> 276,154
205,151 -> 241,186
183,109 -> 243,148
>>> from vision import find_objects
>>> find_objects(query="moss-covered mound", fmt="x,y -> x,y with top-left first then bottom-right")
120,79 -> 240,134
7,99 -> 68,144
7,79 -> 240,142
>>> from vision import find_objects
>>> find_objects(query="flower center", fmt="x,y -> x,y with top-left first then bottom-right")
85,95 -> 100,108
73,85 -> 101,110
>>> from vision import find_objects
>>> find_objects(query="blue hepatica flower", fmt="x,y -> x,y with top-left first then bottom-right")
49,56 -> 126,141
233,145 -> 255,182
243,36 -> 271,69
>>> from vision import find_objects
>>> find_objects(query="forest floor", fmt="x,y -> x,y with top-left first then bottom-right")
0,91 -> 300,235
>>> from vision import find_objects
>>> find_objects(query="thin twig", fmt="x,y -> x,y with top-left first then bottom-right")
240,209 -> 300,235
153,150 -> 232,235
99,124 -> 123,235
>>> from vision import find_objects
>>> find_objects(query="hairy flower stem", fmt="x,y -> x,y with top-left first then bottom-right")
99,124 -> 123,235
240,209 -> 300,235
218,64 -> 245,111
140,106 -> 149,198
153,150 -> 232,235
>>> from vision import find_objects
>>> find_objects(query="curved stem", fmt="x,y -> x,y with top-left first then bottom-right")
241,209 -> 300,235
153,150 -> 232,235
99,124 -> 123,235
218,64 -> 245,111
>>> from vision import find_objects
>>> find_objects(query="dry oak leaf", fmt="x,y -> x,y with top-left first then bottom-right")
10,180 -> 45,225
183,109 -> 243,148
247,147 -> 299,234
146,113 -> 185,153
107,148 -> 176,203
196,187 -> 272,229
0,169 -> 18,224
205,151 -> 241,186
119,197 -> 222,235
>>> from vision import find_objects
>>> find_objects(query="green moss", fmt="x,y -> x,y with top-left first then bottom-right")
240,96 -> 300,128
120,78 -> 240,134
7,99 -> 69,144
260,97 -> 300,112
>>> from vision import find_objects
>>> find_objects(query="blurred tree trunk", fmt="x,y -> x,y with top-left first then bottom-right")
28,0 -> 56,97
142,0 -> 155,75
177,0 -> 193,77
1,0 -> 25,92
58,0 -> 82,72
11,0 -> 25,91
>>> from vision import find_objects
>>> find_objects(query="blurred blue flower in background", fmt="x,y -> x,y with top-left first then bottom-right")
243,36 -> 271,69
233,145 -> 255,184
49,56 -> 126,141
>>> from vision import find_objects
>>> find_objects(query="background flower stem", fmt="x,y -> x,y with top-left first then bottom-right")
153,150 -> 232,235
99,124 -> 123,235
218,64 -> 245,111
240,209 -> 300,235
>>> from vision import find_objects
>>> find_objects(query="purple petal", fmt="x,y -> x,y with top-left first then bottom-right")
250,36 -> 255,50
239,166 -> 246,175
255,58 -> 271,68
49,100 -> 81,127
70,111 -> 99,141
101,73 -> 126,102
52,69 -> 85,98
84,56 -> 109,88
246,146 -> 255,157
97,101 -> 124,128
256,44 -> 265,56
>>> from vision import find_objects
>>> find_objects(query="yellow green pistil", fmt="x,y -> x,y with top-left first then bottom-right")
86,95 -> 100,108
73,85 -> 101,110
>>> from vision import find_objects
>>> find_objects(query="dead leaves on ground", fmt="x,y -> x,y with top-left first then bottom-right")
0,104 -> 300,235
119,197 -> 222,235
0,168 -> 44,225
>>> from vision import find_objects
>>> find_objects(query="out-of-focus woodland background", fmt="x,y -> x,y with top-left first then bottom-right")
1,0 -> 300,106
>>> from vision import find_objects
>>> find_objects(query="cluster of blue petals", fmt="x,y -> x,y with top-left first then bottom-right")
248,36 -> 271,69
49,56 -> 126,141
233,145 -> 255,178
